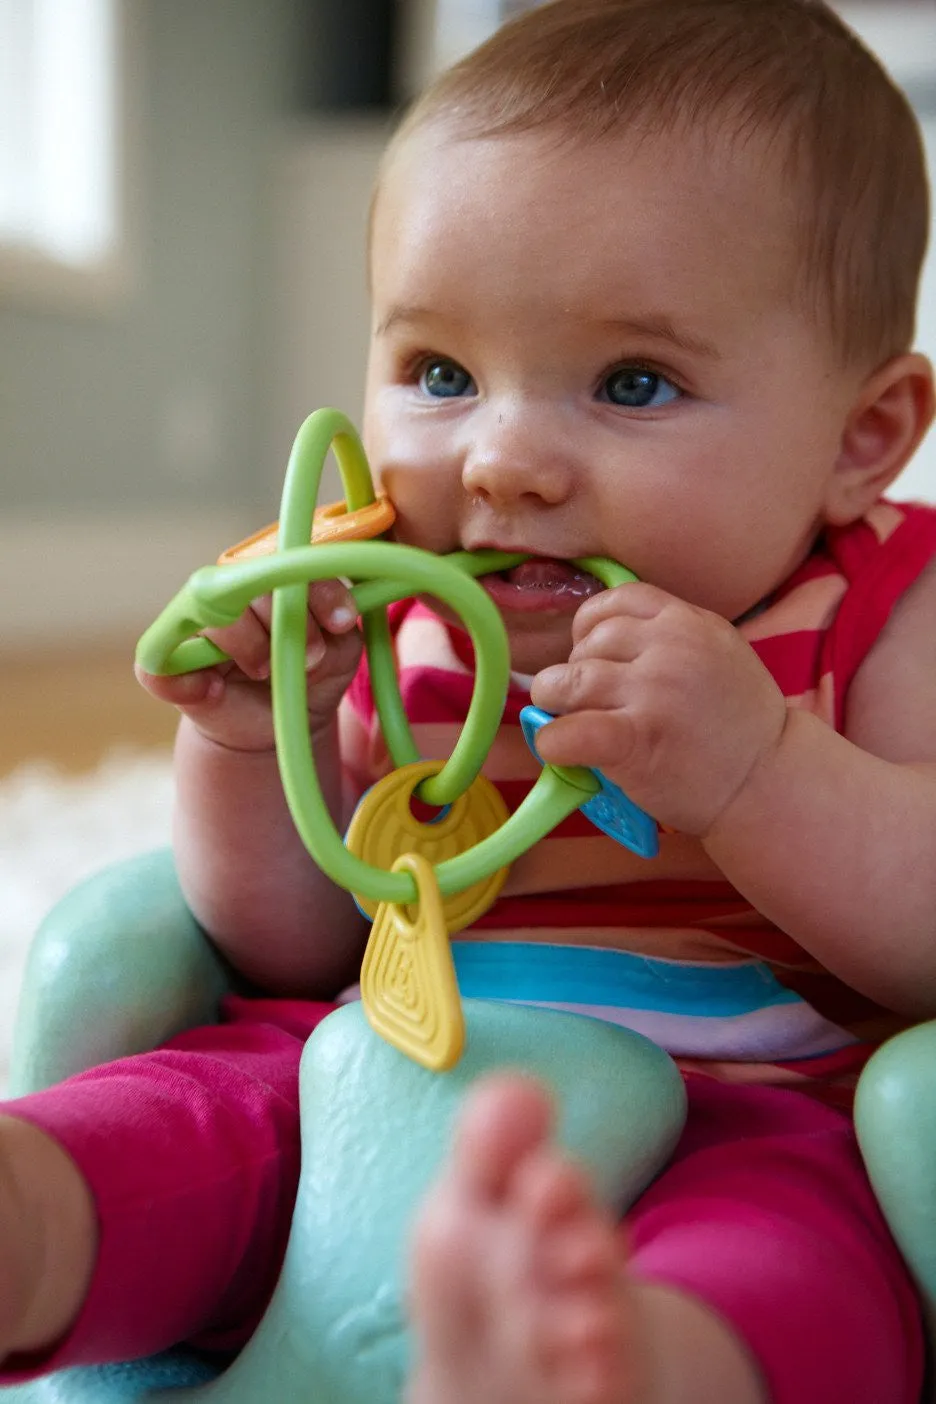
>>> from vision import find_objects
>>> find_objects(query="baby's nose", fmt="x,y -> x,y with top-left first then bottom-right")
460,407 -> 573,507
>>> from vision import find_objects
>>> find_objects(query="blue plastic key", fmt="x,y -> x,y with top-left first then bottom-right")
519,705 -> 660,859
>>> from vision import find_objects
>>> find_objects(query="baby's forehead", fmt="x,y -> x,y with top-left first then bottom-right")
367,129 -> 825,387
373,119 -> 803,299
380,114 -> 796,219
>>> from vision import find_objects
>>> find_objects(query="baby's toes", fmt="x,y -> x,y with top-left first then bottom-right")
539,1211 -> 623,1293
518,1159 -> 632,1402
410,1175 -> 489,1354
513,1149 -> 621,1285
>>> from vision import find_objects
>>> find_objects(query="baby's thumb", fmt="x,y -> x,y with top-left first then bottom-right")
135,663 -> 224,716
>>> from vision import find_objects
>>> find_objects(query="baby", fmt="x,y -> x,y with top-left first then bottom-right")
1,1 -> 935,1402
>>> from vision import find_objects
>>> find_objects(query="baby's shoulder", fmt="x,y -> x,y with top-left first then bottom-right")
844,553 -> 936,760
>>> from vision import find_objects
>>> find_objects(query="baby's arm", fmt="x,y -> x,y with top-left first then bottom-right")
138,578 -> 369,997
702,556 -> 936,1016
533,573 -> 936,1017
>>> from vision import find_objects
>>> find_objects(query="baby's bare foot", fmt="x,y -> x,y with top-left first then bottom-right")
406,1075 -> 637,1404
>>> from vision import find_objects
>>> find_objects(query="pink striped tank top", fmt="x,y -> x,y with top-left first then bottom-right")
341,501 -> 936,1103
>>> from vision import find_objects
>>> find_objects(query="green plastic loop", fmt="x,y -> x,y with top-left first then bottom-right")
135,410 -> 634,906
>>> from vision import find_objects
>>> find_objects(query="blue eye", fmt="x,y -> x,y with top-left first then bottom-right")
602,367 -> 680,408
419,359 -> 475,398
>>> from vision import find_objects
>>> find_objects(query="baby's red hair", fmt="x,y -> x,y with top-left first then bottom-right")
382,0 -> 929,370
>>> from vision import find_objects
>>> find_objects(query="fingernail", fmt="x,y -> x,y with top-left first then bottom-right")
306,640 -> 326,669
328,605 -> 356,630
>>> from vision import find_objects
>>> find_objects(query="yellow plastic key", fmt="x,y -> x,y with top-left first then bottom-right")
216,494 -> 396,563
361,852 -> 465,1072
345,760 -> 510,933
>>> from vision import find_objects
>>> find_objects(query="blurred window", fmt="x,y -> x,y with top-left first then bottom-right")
837,3 -> 936,113
0,0 -> 126,307
428,0 -> 545,76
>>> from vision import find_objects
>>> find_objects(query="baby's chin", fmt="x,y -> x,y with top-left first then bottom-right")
415,593 -> 575,677
503,629 -> 575,679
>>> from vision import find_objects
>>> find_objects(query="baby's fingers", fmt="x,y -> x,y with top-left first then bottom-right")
533,657 -> 626,716
242,580 -> 357,667
307,578 -> 358,632
571,581 -> 673,644
305,579 -> 358,668
186,578 -> 358,679
135,663 -> 223,710
534,706 -> 634,774
202,603 -> 273,680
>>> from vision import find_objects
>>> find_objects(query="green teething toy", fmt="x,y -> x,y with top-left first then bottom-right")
136,408 -> 638,914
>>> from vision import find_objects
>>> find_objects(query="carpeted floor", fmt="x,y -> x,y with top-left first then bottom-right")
0,750 -> 174,1090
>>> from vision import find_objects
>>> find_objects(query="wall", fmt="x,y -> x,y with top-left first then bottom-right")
891,116 -> 936,502
267,118 -> 390,508
0,0 -> 304,646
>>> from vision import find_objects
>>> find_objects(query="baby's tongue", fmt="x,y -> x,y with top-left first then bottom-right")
499,558 -> 601,598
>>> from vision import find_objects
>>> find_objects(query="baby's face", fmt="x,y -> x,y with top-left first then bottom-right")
364,123 -> 863,674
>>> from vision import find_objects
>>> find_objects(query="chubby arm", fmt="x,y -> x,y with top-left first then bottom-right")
138,578 -> 369,997
172,716 -> 368,996
533,573 -> 936,1018
703,719 -> 936,1017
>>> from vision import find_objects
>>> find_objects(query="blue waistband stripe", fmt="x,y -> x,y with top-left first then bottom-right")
450,941 -> 801,1018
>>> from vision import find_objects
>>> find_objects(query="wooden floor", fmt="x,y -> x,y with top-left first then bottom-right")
0,647 -> 177,776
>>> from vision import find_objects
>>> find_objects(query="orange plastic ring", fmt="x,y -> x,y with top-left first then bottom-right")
217,494 -> 396,564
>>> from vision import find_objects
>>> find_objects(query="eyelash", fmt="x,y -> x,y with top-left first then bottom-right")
404,351 -> 448,382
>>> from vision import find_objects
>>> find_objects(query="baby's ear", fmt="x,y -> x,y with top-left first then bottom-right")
824,352 -> 935,525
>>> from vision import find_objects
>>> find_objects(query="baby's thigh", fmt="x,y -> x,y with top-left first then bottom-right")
626,1075 -> 924,1404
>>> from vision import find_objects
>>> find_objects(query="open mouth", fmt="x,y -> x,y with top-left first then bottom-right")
478,557 -> 604,613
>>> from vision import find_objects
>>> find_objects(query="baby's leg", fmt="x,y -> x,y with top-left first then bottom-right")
406,1076 -> 766,1404
0,1114 -> 96,1359
0,1009 -> 317,1380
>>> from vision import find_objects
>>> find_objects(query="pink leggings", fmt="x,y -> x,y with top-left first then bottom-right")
1,997 -> 924,1402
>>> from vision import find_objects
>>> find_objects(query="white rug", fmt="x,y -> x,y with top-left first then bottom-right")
0,750 -> 174,1091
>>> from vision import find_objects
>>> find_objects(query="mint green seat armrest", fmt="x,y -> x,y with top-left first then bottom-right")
9,850 -> 236,1097
855,1019 -> 936,1376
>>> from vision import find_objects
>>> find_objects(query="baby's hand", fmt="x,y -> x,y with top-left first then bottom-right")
531,583 -> 787,837
136,578 -> 362,751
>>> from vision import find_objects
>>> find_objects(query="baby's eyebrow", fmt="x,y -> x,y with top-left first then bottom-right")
599,315 -> 720,360
375,305 -> 441,336
377,304 -> 720,361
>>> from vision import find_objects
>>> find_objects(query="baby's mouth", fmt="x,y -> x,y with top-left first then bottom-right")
477,557 -> 603,614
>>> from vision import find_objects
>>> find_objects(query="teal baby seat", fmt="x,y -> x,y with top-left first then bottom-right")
0,850 -> 689,1404
5,855 -> 936,1403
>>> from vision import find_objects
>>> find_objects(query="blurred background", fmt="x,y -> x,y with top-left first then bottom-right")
0,0 -> 934,779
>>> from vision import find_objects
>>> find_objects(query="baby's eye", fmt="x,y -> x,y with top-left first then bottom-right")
418,359 -> 476,398
601,367 -> 680,409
